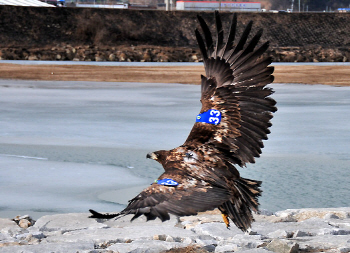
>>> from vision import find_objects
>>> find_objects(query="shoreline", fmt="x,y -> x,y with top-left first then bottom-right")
1,63 -> 350,86
1,207 -> 349,252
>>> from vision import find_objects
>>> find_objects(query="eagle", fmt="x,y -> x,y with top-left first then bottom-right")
89,11 -> 277,232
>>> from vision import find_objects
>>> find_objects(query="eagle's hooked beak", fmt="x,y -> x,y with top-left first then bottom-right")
146,152 -> 158,160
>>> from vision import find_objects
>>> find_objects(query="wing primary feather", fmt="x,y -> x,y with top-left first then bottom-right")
222,13 -> 237,58
231,41 -> 270,74
214,10 -> 224,59
234,57 -> 273,81
155,207 -> 171,221
130,210 -> 143,221
197,14 -> 214,57
234,74 -> 274,88
149,207 -> 169,222
241,28 -> 263,57
239,67 -> 274,87
195,29 -> 208,61
232,20 -> 253,55
228,28 -> 263,67
145,211 -> 157,221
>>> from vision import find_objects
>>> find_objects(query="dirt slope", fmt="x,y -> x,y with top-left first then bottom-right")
1,6 -> 350,62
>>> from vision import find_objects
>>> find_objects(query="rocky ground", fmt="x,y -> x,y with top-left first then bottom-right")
1,44 -> 349,63
0,208 -> 349,253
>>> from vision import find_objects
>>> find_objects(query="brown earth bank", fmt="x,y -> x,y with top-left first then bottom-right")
1,6 -> 350,62
1,63 -> 350,86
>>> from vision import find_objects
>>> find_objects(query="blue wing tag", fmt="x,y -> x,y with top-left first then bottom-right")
196,109 -> 221,125
156,178 -> 179,186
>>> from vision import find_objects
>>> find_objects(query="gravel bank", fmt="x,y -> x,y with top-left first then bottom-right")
1,207 -> 349,253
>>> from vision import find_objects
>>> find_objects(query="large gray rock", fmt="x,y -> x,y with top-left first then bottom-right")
328,218 -> 350,230
0,242 -> 94,253
42,222 -> 195,245
229,234 -> 265,249
252,217 -> 336,239
239,249 -> 274,253
266,239 -> 299,253
0,219 -> 21,236
266,229 -> 290,239
214,244 -> 239,252
192,222 -> 242,240
33,213 -> 107,232
297,234 -> 350,252
275,207 -> 350,222
107,239 -> 188,253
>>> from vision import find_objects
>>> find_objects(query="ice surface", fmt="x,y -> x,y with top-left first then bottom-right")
0,80 -> 349,218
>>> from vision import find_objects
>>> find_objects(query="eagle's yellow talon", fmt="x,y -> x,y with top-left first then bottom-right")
221,213 -> 230,228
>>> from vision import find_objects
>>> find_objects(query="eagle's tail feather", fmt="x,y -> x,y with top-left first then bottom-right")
219,177 -> 262,232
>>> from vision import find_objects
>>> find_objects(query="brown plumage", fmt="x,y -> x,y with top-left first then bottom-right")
89,11 -> 277,232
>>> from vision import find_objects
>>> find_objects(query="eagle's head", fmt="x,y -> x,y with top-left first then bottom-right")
146,152 -> 158,160
146,150 -> 168,165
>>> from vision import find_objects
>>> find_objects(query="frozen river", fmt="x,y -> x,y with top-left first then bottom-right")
0,80 -> 349,219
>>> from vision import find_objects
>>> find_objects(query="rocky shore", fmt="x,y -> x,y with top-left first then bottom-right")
1,207 -> 349,253
0,44 -> 200,63
1,44 -> 349,63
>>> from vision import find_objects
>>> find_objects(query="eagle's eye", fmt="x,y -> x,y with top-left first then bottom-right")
185,152 -> 193,158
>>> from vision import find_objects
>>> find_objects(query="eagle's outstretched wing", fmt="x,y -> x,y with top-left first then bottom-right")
90,11 -> 276,232
184,11 -> 276,167
91,169 -> 231,222
90,164 -> 262,231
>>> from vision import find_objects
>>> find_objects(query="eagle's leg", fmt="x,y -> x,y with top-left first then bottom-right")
221,213 -> 230,229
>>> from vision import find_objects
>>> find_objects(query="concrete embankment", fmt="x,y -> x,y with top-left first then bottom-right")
1,6 -> 350,62
0,208 -> 349,252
